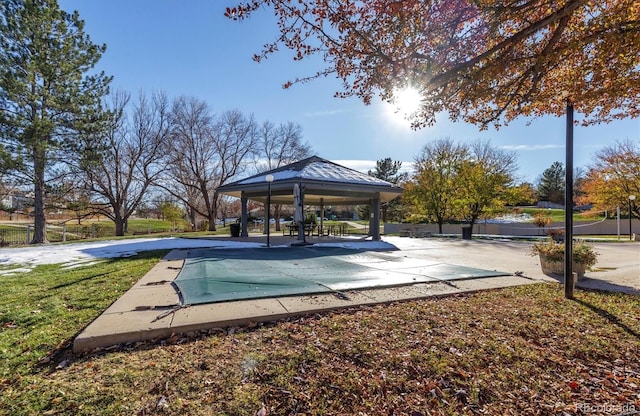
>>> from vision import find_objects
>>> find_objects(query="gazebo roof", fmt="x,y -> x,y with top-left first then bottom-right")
217,156 -> 403,205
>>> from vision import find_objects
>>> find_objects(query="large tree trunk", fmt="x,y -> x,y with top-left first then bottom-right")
208,194 -> 218,232
207,204 -> 217,232
207,215 -> 217,231
31,146 -> 48,244
469,216 -> 478,238
115,216 -> 126,236
188,209 -> 197,231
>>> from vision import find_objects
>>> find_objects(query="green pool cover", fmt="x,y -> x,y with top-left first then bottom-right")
172,246 -> 510,305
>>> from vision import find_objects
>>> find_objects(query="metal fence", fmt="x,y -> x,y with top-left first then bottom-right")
0,223 -> 172,246
0,228 -> 30,246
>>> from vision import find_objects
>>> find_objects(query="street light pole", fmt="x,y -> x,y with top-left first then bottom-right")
629,194 -> 636,241
266,174 -> 274,247
564,99 -> 574,299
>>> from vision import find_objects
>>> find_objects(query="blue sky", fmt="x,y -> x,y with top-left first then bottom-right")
59,0 -> 639,183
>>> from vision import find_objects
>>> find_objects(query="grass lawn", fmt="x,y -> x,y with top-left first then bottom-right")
0,253 -> 638,415
518,207 -> 607,222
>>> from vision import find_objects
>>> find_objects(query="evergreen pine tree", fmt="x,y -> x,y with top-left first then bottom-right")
0,0 -> 111,243
537,161 -> 565,204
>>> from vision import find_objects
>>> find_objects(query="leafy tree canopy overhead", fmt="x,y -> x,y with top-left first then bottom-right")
226,0 -> 639,129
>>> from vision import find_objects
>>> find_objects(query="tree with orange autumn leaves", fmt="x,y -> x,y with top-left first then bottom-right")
226,0 -> 639,129
579,140 -> 640,219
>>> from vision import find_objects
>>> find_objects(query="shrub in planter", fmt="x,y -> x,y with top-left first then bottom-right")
530,238 -> 598,277
547,228 -> 565,242
533,213 -> 553,235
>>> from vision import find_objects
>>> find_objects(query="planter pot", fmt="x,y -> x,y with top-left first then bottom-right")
539,255 -> 586,278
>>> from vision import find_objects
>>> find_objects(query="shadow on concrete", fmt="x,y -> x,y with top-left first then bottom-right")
542,273 -> 640,296
577,277 -> 640,296
78,235 -> 399,261
184,245 -> 398,263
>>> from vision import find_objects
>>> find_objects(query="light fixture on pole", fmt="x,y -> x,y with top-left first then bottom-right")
629,194 -> 636,241
265,174 -> 274,247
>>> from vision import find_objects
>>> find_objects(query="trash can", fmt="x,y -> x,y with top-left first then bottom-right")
229,223 -> 240,237
461,225 -> 472,240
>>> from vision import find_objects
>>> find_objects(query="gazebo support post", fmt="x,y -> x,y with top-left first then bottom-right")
371,196 -> 381,240
240,195 -> 248,237
320,198 -> 324,236
297,186 -> 305,242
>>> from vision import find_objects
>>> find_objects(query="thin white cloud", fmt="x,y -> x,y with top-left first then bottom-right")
333,159 -> 414,174
501,144 -> 564,151
303,109 -> 345,117
332,159 -> 376,172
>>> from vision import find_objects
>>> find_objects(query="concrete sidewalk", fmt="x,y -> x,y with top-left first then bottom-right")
72,236 -> 639,353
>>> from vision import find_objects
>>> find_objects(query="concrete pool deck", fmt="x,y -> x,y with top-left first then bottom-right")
72,236 -> 640,353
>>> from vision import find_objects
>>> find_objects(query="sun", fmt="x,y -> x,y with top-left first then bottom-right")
385,86 -> 423,125
395,86 -> 423,115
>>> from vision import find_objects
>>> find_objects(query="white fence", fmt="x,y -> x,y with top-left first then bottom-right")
384,219 -> 640,237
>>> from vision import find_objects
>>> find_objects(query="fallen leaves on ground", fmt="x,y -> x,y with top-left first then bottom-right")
3,283 -> 640,415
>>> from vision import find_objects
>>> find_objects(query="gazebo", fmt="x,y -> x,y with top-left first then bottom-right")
216,156 -> 403,240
